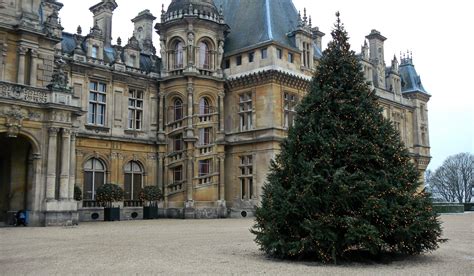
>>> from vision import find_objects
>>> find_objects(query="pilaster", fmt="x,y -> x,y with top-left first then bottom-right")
46,127 -> 59,201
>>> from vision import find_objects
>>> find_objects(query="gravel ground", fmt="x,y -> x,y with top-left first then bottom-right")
0,213 -> 473,275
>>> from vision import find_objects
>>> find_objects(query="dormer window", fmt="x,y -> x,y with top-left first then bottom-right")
128,54 -> 137,67
277,48 -> 282,59
261,48 -> 268,59
288,52 -> 294,63
91,45 -> 99,59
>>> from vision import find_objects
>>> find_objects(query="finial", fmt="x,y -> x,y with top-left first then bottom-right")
309,15 -> 312,28
303,8 -> 308,25
117,37 -> 122,46
77,25 -> 82,35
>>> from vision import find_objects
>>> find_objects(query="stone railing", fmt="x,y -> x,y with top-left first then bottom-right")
0,81 -> 48,104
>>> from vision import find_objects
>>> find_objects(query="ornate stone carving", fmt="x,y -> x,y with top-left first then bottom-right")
48,127 -> 59,136
48,57 -> 71,92
2,106 -> 27,138
0,81 -> 48,103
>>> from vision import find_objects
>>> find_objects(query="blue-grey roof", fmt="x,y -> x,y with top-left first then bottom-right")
399,60 -> 428,94
60,32 -> 159,73
213,0 -> 300,53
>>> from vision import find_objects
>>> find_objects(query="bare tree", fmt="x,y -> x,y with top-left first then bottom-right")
427,153 -> 474,203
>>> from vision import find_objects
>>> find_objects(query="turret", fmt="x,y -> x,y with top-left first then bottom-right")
89,0 -> 118,47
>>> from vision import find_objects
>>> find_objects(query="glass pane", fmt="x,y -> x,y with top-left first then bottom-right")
99,83 -> 106,92
94,159 -> 104,171
132,162 -> 141,172
133,174 -> 142,200
84,172 -> 93,200
84,159 -> 93,170
94,172 -> 105,198
241,178 -> 246,199
98,94 -> 106,103
124,174 -> 132,200
249,178 -> 253,198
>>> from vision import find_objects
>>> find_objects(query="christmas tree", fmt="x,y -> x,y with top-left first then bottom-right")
251,13 -> 444,263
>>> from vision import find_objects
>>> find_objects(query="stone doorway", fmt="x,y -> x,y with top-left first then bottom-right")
0,134 -> 35,224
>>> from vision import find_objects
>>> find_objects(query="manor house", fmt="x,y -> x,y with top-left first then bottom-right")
0,0 -> 431,226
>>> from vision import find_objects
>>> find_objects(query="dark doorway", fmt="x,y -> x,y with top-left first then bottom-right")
0,134 -> 33,223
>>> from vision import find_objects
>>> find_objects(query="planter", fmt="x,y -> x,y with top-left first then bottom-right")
143,205 -> 159,219
104,207 -> 120,221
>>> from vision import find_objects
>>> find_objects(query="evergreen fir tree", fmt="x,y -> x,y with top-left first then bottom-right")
251,13 -> 444,263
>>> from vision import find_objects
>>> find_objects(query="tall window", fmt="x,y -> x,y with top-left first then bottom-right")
239,92 -> 253,131
91,45 -> 99,59
128,89 -> 143,130
173,166 -> 183,183
420,104 -> 426,121
199,97 -> 210,114
174,41 -> 184,69
124,161 -> 143,200
277,48 -> 282,59
248,52 -> 255,63
198,159 -> 211,177
261,48 -> 268,59
83,158 -> 106,200
199,128 -> 211,146
302,42 -> 311,68
173,98 -> 183,121
288,52 -> 294,63
239,155 -> 253,200
173,134 -> 184,152
88,81 -> 107,126
236,55 -> 242,66
199,41 -> 210,69
284,93 -> 297,128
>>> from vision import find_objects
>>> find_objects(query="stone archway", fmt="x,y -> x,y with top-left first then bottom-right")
0,133 -> 37,224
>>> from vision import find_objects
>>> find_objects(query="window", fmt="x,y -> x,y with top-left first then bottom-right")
173,166 -> 183,183
302,42 -> 311,67
236,55 -> 242,66
277,48 -> 282,59
248,52 -> 254,63
83,158 -> 106,200
239,155 -> 253,200
225,59 -> 230,69
88,81 -> 107,126
173,41 -> 184,69
198,159 -> 211,177
199,127 -> 212,146
199,97 -> 210,115
420,104 -> 425,121
199,41 -> 210,69
91,45 -> 98,59
124,161 -> 143,200
284,93 -> 297,128
261,48 -> 268,59
173,134 -> 184,152
239,92 -> 253,131
173,98 -> 183,121
288,52 -> 294,63
128,89 -> 143,130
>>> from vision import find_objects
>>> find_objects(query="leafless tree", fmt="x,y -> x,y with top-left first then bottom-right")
427,153 -> 474,203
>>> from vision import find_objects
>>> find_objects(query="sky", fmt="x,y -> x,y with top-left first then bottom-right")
60,0 -> 474,171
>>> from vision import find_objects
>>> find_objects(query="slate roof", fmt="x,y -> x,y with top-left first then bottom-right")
213,0 -> 300,53
399,59 -> 428,94
60,32 -> 160,74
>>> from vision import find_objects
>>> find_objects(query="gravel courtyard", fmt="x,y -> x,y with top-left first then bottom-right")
0,213 -> 473,275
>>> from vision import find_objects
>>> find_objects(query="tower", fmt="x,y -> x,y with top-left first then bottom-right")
155,0 -> 230,218
366,29 -> 387,89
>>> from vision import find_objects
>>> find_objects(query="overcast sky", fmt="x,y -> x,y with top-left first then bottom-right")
60,0 -> 473,171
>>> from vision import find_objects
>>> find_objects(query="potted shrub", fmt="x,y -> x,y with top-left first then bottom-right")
74,185 -> 82,201
139,185 -> 163,219
96,183 -> 124,221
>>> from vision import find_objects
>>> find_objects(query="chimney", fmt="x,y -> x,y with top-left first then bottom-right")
89,0 -> 118,47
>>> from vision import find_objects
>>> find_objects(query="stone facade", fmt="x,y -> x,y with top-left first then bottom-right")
0,0 -> 431,226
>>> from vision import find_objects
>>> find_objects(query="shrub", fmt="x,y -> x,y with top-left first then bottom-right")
138,186 -> 163,206
74,185 -> 82,201
96,183 -> 124,208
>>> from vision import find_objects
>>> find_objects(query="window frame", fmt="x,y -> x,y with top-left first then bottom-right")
124,161 -> 144,201
239,92 -> 253,131
83,158 -> 106,200
128,89 -> 144,130
88,81 -> 107,126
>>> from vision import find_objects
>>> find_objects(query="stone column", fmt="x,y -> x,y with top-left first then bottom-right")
29,49 -> 38,87
158,93 -> 165,142
68,131 -> 77,200
59,128 -> 71,200
218,92 -> 225,133
218,154 -> 225,201
17,46 -> 27,85
46,127 -> 59,200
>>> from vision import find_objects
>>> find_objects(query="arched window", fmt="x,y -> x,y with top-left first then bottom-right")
174,41 -> 184,69
124,161 -> 143,200
83,158 -> 106,200
199,41 -> 210,69
199,97 -> 210,115
174,98 -> 183,121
